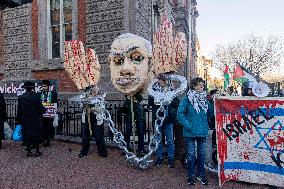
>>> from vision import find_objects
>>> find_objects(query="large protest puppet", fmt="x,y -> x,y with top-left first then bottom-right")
63,16 -> 188,169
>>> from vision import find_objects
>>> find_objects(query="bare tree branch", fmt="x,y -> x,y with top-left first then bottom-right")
212,34 -> 284,81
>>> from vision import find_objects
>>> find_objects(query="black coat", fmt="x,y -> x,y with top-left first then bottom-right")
149,95 -> 180,124
123,94 -> 144,122
0,94 -> 7,123
0,94 -> 7,140
16,91 -> 46,145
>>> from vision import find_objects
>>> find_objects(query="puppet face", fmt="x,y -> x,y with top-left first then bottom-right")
109,34 -> 152,96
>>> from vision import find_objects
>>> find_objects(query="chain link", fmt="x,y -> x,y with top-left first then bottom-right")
102,100 -> 166,169
71,92 -> 166,169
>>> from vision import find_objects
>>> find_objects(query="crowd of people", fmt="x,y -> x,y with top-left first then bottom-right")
0,76 -> 276,187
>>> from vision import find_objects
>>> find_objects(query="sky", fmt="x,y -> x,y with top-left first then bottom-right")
196,0 -> 284,57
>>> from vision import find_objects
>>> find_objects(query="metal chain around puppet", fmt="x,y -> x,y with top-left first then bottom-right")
68,86 -> 166,169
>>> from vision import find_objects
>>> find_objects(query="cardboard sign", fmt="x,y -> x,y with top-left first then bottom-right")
215,96 -> 284,187
43,103 -> 57,118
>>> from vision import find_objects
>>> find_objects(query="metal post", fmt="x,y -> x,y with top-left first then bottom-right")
131,96 -> 136,154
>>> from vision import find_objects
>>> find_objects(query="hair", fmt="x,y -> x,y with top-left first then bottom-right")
157,73 -> 167,81
190,77 -> 205,90
227,86 -> 234,93
209,89 -> 218,96
111,33 -> 152,55
41,80 -> 50,86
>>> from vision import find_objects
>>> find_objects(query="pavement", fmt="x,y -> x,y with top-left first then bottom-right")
0,140 -> 275,189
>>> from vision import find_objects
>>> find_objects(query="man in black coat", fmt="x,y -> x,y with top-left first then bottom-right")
16,81 -> 46,157
123,93 -> 145,156
79,87 -> 108,158
40,80 -> 58,147
0,93 -> 7,149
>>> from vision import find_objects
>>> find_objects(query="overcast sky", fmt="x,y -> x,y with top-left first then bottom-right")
196,0 -> 284,57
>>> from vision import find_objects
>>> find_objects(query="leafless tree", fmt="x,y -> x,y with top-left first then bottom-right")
213,34 -> 284,80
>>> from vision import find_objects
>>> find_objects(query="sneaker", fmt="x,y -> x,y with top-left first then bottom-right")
187,177 -> 195,185
197,176 -> 209,185
168,159 -> 175,168
154,158 -> 163,166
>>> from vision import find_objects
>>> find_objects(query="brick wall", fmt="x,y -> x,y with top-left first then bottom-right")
32,70 -> 79,92
0,11 -> 4,69
32,0 -> 39,60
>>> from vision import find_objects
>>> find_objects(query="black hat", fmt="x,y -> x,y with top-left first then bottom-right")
23,81 -> 35,88
41,80 -> 50,86
157,74 -> 167,81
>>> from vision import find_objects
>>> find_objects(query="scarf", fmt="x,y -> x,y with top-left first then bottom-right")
187,90 -> 208,113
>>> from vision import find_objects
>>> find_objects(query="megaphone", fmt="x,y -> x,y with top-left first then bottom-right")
252,82 -> 270,97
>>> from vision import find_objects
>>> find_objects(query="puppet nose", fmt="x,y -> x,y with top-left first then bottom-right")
120,58 -> 135,76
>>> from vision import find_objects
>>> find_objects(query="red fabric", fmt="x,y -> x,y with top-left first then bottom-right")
233,64 -> 245,79
224,65 -> 229,74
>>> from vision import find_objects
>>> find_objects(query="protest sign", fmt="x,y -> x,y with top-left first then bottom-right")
215,96 -> 284,187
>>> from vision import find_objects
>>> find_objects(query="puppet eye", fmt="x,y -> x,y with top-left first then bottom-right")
130,52 -> 144,63
113,56 -> 124,66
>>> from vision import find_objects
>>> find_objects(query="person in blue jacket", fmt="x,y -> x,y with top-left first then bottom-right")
177,77 -> 213,186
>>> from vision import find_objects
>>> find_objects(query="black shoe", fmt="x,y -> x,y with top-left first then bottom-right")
181,158 -> 189,169
78,153 -> 87,158
33,152 -> 42,157
154,158 -> 163,166
137,151 -> 145,157
98,152 -> 108,158
197,176 -> 209,185
26,152 -> 33,157
43,141 -> 51,147
168,159 -> 175,168
187,177 -> 195,185
0,140 -> 2,150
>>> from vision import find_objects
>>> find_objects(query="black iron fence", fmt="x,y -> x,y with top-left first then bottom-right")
5,98 -> 155,145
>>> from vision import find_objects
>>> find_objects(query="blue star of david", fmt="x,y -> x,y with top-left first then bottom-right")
254,120 -> 284,153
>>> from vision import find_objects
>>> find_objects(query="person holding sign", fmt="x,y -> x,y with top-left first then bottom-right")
40,80 -> 58,147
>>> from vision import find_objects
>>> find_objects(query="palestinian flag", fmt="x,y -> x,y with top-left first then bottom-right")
233,64 -> 257,85
224,65 -> 230,89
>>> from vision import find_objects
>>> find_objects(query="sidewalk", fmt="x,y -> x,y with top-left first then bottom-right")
0,140 -> 272,189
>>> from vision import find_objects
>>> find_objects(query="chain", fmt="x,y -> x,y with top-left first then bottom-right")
101,99 -> 166,169
71,90 -> 166,169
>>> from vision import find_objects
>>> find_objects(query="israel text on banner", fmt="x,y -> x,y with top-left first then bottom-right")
215,96 -> 284,187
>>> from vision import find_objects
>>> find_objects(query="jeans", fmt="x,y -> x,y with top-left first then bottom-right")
156,122 -> 175,160
125,120 -> 145,152
185,137 -> 206,178
174,122 -> 185,160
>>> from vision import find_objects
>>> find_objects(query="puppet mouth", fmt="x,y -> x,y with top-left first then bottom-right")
116,78 -> 138,86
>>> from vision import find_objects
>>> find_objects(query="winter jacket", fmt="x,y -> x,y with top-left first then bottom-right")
177,96 -> 213,138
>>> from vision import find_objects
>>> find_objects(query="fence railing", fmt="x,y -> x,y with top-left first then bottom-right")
5,98 -> 155,145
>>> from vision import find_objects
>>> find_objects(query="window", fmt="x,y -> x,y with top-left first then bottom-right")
48,0 -> 72,59
153,4 -> 161,32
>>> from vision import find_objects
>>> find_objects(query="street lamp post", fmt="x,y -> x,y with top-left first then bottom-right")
203,64 -> 208,91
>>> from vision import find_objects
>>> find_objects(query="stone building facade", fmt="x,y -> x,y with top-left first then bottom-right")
0,0 -> 198,98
